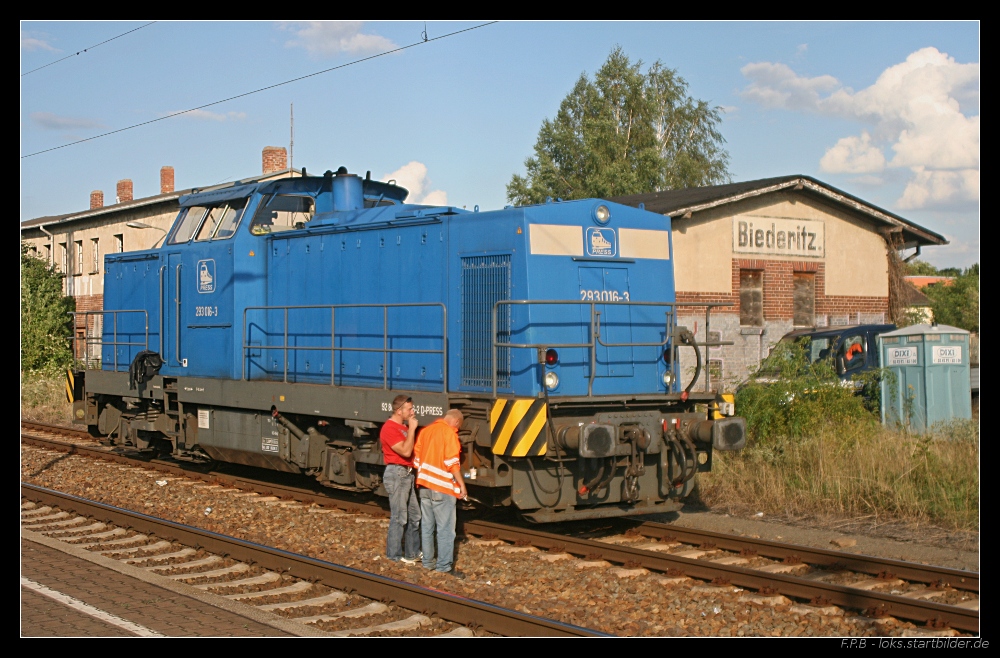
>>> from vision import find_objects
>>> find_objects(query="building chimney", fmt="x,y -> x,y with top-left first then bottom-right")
262,146 -> 288,175
116,179 -> 134,204
160,166 -> 175,194
90,190 -> 104,209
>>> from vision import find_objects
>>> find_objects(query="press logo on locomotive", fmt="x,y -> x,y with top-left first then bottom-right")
586,227 -> 616,257
197,259 -> 216,293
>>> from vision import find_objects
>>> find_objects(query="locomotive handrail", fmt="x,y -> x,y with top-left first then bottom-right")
174,264 -> 183,366
158,265 -> 166,358
241,302 -> 447,391
70,309 -> 149,372
491,300 -> 734,396
674,301 -> 735,392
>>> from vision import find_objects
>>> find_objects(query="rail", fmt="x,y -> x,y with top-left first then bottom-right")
491,300 -> 733,396
70,310 -> 149,372
241,302 -> 448,391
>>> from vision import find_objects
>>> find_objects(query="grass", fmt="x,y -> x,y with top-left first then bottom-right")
21,368 -> 76,425
701,417 -> 980,532
707,338 -> 980,533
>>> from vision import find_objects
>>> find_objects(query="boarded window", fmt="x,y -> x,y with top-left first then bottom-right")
740,270 -> 763,327
793,272 -> 815,327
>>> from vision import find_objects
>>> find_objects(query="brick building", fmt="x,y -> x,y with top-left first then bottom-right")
613,176 -> 947,390
20,147 -> 298,358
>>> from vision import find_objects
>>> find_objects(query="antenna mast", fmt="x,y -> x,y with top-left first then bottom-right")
290,103 -> 294,173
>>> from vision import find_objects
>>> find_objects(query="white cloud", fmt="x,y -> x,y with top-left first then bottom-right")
384,161 -> 447,206
30,112 -> 102,130
741,47 -> 980,210
420,190 -> 449,207
848,175 -> 885,186
820,132 -> 886,174
739,62 -> 840,110
897,168 -> 979,210
170,109 -> 247,122
279,21 -> 396,57
21,30 -> 57,52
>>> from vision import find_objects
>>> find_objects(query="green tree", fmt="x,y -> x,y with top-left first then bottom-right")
507,47 -> 730,205
21,242 -> 75,371
903,259 -> 940,276
924,264 -> 979,333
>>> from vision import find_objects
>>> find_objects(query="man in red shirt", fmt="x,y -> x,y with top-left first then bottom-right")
380,395 -> 421,564
414,409 -> 467,577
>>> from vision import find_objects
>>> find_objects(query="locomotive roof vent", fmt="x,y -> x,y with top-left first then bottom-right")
331,166 -> 363,212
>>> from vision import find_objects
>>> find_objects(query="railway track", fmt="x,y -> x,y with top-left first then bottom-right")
22,421 -> 979,635
21,483 -> 601,637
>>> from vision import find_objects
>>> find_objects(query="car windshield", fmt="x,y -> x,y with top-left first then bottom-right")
752,333 -> 841,382
779,335 -> 834,364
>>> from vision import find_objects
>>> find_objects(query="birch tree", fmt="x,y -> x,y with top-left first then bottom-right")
508,47 -> 730,205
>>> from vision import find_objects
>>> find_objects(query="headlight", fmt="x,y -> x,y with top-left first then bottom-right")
594,205 -> 611,224
544,371 -> 560,390
662,371 -> 674,386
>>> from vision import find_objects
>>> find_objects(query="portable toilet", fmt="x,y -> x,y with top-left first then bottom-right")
879,324 -> 972,432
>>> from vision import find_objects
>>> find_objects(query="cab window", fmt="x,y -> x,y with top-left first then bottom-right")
213,199 -> 247,240
249,195 -> 314,235
168,206 -> 208,244
194,206 -> 225,241
195,199 -> 247,241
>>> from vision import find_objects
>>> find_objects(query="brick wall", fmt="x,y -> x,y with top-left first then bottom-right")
72,294 -> 104,360
677,258 -> 888,321
675,257 -> 889,389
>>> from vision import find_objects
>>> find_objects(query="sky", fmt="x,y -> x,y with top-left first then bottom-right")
20,21 -> 979,269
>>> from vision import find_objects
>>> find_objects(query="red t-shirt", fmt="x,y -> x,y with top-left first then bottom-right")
380,419 -> 413,467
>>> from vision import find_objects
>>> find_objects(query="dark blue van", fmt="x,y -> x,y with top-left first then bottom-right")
775,323 -> 896,380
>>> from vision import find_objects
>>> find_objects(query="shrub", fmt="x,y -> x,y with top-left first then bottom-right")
21,242 -> 75,371
735,339 -> 879,445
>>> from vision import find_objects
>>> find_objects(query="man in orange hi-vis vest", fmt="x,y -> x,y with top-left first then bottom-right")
413,409 -> 467,577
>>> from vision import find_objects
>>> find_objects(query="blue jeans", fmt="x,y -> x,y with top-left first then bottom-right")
419,488 -> 457,572
383,465 -> 420,560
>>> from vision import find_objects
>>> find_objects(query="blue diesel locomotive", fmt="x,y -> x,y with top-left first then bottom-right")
70,167 -> 745,522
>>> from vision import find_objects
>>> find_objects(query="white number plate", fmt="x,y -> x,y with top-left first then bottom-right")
580,289 -> 630,302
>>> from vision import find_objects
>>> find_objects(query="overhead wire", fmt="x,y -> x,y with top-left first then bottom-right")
21,21 -> 499,160
21,22 -> 157,77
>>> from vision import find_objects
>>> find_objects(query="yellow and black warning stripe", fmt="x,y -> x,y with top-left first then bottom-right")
65,369 -> 76,404
490,398 -> 547,457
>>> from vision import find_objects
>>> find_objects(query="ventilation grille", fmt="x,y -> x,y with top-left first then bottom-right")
461,255 -> 511,388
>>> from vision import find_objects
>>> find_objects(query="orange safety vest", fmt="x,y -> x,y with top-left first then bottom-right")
413,419 -> 462,497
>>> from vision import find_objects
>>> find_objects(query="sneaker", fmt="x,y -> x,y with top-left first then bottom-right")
400,555 -> 420,565
441,569 -> 466,580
